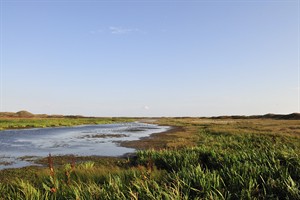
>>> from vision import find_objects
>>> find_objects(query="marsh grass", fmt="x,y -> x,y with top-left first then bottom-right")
0,118 -> 299,199
0,117 -> 134,130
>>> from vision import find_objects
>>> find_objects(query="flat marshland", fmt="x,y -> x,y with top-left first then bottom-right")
0,116 -> 300,199
0,117 -> 134,130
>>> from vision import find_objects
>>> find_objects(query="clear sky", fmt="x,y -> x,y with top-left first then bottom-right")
0,0 -> 299,117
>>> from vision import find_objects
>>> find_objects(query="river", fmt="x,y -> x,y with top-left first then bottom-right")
0,122 -> 169,169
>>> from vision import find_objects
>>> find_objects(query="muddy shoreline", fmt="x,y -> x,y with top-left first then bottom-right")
119,125 -> 183,150
32,124 -> 181,167
0,122 -> 172,170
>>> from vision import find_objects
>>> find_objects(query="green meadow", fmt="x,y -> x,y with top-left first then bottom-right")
0,118 -> 134,130
0,117 -> 300,199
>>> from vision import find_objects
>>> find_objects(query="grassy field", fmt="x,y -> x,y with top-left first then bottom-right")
0,117 -> 300,199
0,117 -> 134,130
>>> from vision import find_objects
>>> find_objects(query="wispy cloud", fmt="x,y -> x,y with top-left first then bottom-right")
109,26 -> 141,34
144,105 -> 150,110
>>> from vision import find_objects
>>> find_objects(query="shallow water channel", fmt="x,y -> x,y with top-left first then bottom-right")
0,122 -> 169,169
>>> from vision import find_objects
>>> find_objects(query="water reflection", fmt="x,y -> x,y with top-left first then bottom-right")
0,122 -> 169,169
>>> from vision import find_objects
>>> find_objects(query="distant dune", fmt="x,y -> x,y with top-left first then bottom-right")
0,111 -> 84,119
262,113 -> 300,120
0,111 -> 300,120
209,113 -> 300,120
0,111 -> 35,118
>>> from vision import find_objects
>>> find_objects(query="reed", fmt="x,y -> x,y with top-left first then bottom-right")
0,118 -> 299,199
0,117 -> 134,130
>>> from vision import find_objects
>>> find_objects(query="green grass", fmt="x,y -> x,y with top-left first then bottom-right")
0,117 -> 134,130
0,118 -> 299,199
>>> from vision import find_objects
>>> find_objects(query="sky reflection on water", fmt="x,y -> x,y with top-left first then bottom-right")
0,122 -> 169,169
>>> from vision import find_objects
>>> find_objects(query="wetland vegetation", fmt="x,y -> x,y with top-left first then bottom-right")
0,111 -> 134,130
0,114 -> 300,199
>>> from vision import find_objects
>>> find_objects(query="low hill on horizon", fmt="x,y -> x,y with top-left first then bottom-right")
0,111 -> 83,119
209,113 -> 300,120
0,111 -> 300,120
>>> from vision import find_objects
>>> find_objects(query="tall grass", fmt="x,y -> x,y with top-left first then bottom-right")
0,117 -> 134,130
0,118 -> 299,199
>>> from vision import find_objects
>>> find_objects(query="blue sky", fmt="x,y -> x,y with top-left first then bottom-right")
1,0 -> 299,117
